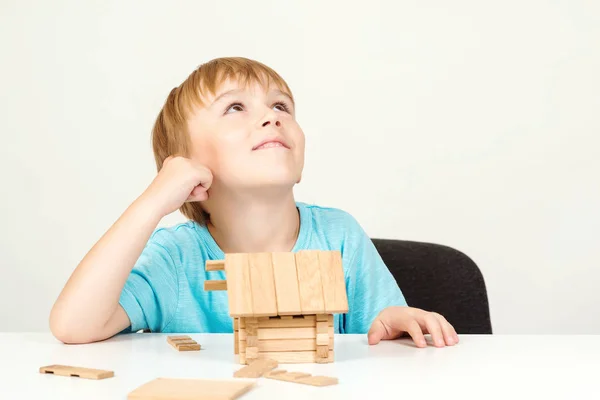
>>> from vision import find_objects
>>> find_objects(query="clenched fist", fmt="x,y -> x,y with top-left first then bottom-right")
141,156 -> 213,217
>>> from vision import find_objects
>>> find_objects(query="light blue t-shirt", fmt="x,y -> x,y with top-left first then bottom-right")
118,202 -> 407,335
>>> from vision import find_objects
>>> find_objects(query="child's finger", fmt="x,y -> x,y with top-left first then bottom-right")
423,314 -> 445,347
405,319 -> 427,348
186,185 -> 208,202
433,313 -> 458,345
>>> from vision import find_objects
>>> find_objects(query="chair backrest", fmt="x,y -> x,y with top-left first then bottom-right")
372,238 -> 492,334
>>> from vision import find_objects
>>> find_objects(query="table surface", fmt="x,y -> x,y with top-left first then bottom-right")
0,333 -> 598,399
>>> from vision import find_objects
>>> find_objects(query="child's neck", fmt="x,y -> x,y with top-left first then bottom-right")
206,191 -> 300,254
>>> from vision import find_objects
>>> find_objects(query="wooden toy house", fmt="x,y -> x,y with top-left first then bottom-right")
204,250 -> 348,364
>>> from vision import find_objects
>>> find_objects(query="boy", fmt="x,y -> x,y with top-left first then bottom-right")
49,57 -> 458,349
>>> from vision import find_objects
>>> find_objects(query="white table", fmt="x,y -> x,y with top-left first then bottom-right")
0,333 -> 598,399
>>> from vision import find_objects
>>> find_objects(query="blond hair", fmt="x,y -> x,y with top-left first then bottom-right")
151,57 -> 294,225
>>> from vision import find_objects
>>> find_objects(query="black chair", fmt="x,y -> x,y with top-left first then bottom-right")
372,238 -> 492,334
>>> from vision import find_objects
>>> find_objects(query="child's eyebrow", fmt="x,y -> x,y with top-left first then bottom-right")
272,89 -> 295,107
209,89 -> 244,108
208,88 -> 295,109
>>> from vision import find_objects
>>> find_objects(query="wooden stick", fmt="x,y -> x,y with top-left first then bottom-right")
39,365 -> 114,380
204,280 -> 227,291
205,260 -> 225,271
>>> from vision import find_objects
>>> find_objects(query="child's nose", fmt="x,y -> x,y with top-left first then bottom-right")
262,120 -> 281,127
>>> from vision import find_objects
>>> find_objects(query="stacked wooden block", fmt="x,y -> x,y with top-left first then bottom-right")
233,314 -> 334,364
205,250 -> 348,364
167,335 -> 201,351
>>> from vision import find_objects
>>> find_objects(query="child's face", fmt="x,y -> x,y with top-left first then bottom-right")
186,78 -> 305,191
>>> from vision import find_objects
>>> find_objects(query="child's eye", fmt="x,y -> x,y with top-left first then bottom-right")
224,102 -> 244,114
273,101 -> 291,113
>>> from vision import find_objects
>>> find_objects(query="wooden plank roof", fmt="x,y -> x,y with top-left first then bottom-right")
207,250 -> 348,317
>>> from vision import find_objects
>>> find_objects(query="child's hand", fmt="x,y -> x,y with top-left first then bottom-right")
141,156 -> 213,217
367,306 -> 459,348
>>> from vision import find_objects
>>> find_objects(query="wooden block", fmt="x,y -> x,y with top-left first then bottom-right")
297,375 -> 339,386
127,377 -> 255,400
245,346 -> 258,359
171,342 -> 201,351
205,259 -> 225,271
246,336 -> 258,347
239,327 -> 319,340
271,252 -> 302,315
240,350 -> 333,364
248,252 -> 278,316
239,337 -> 333,352
167,335 -> 192,341
316,333 -> 329,346
257,315 -> 316,328
204,280 -> 227,291
316,345 -> 329,358
234,329 -> 239,355
266,371 -> 311,381
245,318 -> 258,336
167,336 -> 201,351
317,250 -> 349,313
316,321 -> 328,334
264,370 -> 338,387
233,358 -> 278,378
167,336 -> 196,345
39,365 -> 114,380
171,340 -> 198,349
316,314 -> 328,322
295,250 -> 325,314
224,253 -> 253,317
242,315 -> 329,329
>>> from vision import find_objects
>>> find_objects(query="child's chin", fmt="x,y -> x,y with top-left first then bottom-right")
242,175 -> 299,189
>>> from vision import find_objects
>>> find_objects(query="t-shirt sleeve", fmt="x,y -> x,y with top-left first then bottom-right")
118,230 -> 180,333
342,222 -> 408,334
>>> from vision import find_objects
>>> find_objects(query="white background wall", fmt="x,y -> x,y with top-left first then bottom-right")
1,0 -> 598,334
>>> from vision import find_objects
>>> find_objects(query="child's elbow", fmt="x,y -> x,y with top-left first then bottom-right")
49,310 -> 95,344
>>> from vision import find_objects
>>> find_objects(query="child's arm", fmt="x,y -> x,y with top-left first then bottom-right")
49,156 -> 212,344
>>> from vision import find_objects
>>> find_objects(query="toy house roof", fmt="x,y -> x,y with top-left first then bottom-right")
206,250 -> 348,318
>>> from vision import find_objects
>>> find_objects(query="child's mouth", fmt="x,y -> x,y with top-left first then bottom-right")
254,141 -> 287,150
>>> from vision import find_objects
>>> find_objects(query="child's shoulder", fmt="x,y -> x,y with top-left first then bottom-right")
144,220 -> 217,256
149,220 -> 200,242
296,202 -> 368,248
297,201 -> 362,226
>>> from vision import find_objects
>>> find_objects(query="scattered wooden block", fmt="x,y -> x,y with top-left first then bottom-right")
167,336 -> 201,351
127,377 -> 255,400
39,364 -> 114,380
233,358 -> 278,378
264,369 -> 338,387
168,335 -> 193,341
